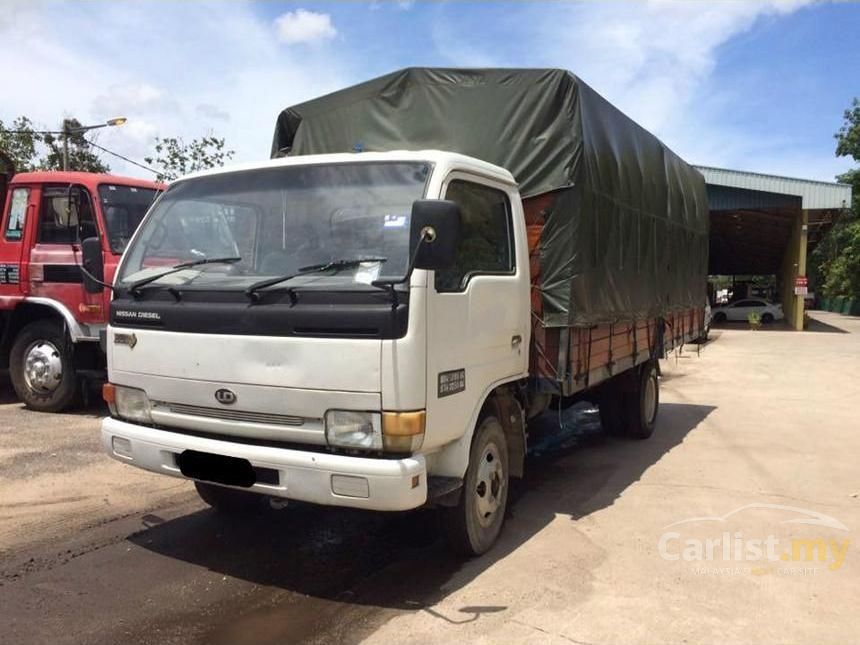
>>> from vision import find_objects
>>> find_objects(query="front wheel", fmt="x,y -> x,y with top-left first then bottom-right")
9,320 -> 79,412
442,416 -> 509,556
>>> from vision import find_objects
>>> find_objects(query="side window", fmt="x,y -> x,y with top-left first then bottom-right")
38,185 -> 97,244
5,188 -> 29,240
435,180 -> 514,292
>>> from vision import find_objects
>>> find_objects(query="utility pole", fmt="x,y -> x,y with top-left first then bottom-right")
62,119 -> 70,171
61,117 -> 126,171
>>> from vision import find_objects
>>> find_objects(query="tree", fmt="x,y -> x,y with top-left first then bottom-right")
144,134 -> 234,182
40,119 -> 110,174
0,115 -> 110,173
835,97 -> 860,213
813,98 -> 860,299
0,116 -> 42,172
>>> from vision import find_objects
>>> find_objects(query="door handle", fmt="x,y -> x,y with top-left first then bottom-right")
511,334 -> 523,347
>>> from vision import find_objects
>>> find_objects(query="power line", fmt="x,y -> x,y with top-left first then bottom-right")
83,139 -> 160,176
2,128 -> 161,176
0,128 -> 63,135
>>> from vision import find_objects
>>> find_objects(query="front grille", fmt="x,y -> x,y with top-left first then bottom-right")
157,402 -> 307,427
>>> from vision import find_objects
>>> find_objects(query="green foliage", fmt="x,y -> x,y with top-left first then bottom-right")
0,116 -> 41,172
835,98 -> 860,161
41,119 -> 110,173
747,311 -> 761,327
0,115 -> 110,173
144,135 -> 234,182
811,98 -> 860,299
819,216 -> 860,298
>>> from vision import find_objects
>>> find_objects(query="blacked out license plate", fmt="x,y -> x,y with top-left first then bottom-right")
177,450 -> 256,488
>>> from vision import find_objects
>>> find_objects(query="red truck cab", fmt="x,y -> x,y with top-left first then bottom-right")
0,169 -> 163,411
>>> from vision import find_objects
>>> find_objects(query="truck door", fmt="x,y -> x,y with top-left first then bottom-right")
29,184 -> 104,326
425,174 -> 530,447
0,186 -> 31,297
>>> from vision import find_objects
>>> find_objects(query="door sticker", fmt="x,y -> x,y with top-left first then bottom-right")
438,368 -> 466,398
0,263 -> 20,284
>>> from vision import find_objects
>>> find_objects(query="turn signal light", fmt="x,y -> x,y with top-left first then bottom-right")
102,383 -> 117,416
382,410 -> 425,452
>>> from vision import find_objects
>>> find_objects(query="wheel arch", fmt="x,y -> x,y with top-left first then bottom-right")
430,377 -> 527,480
0,302 -> 69,368
21,298 -> 93,342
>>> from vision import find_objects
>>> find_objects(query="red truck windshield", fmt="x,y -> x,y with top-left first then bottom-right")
98,184 -> 160,254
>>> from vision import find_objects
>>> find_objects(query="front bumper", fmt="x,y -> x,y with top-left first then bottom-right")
101,417 -> 427,511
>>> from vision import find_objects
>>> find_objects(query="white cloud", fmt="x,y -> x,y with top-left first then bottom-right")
431,0 -> 842,180
0,2 -> 347,177
196,104 -> 231,122
274,9 -> 337,45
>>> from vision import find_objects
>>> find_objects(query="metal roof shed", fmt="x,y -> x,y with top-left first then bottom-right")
694,165 -> 852,330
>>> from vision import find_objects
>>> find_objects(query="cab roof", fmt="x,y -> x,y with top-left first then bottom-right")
174,150 -> 518,188
10,170 -> 163,191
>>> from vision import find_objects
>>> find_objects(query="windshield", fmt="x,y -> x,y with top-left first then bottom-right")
117,162 -> 430,290
99,184 -> 161,254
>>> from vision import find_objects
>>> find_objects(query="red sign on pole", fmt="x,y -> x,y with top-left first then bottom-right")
795,276 -> 808,296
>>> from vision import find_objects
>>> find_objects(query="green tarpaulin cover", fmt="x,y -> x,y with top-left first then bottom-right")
272,68 -> 708,327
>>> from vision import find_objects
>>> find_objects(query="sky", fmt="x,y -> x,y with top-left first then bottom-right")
1,0 -> 858,182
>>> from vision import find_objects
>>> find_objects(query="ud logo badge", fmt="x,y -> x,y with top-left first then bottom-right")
214,388 -> 237,405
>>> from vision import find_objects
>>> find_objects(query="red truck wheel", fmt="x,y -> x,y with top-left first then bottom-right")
9,320 -> 79,412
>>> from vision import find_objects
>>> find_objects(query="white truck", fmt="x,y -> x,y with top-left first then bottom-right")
99,69 -> 708,555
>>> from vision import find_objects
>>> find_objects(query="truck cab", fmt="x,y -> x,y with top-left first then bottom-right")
0,169 -> 162,411
102,151 -> 532,554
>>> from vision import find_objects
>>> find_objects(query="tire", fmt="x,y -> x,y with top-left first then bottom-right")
10,320 -> 79,412
761,313 -> 774,324
713,312 -> 727,323
622,360 -> 659,440
442,416 -> 509,556
598,380 -> 626,436
195,481 -> 268,513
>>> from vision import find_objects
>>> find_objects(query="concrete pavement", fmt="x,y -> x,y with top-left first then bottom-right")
0,310 -> 858,644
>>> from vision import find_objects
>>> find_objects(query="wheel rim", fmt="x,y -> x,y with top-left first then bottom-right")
473,441 -> 505,528
643,369 -> 658,424
23,340 -> 63,394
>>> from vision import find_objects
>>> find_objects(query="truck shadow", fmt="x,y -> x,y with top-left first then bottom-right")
128,401 -> 715,642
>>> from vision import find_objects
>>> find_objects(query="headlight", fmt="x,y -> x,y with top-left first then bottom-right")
324,410 -> 426,453
325,410 -> 383,450
103,383 -> 152,424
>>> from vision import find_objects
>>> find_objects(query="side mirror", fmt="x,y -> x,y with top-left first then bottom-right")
81,237 -> 105,294
410,199 -> 461,271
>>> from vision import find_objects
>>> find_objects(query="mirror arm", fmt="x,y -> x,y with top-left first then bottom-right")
371,230 -> 431,310
372,230 -> 430,288
79,263 -> 115,292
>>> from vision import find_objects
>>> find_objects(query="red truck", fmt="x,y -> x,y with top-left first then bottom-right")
0,163 -> 162,411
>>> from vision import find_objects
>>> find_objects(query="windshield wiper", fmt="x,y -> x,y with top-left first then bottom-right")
127,256 -> 242,297
245,257 -> 387,303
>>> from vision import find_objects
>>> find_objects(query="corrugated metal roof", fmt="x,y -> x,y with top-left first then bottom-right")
695,165 -> 852,210
705,184 -> 801,211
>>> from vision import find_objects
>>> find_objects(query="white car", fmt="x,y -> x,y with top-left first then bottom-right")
711,299 -> 784,324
